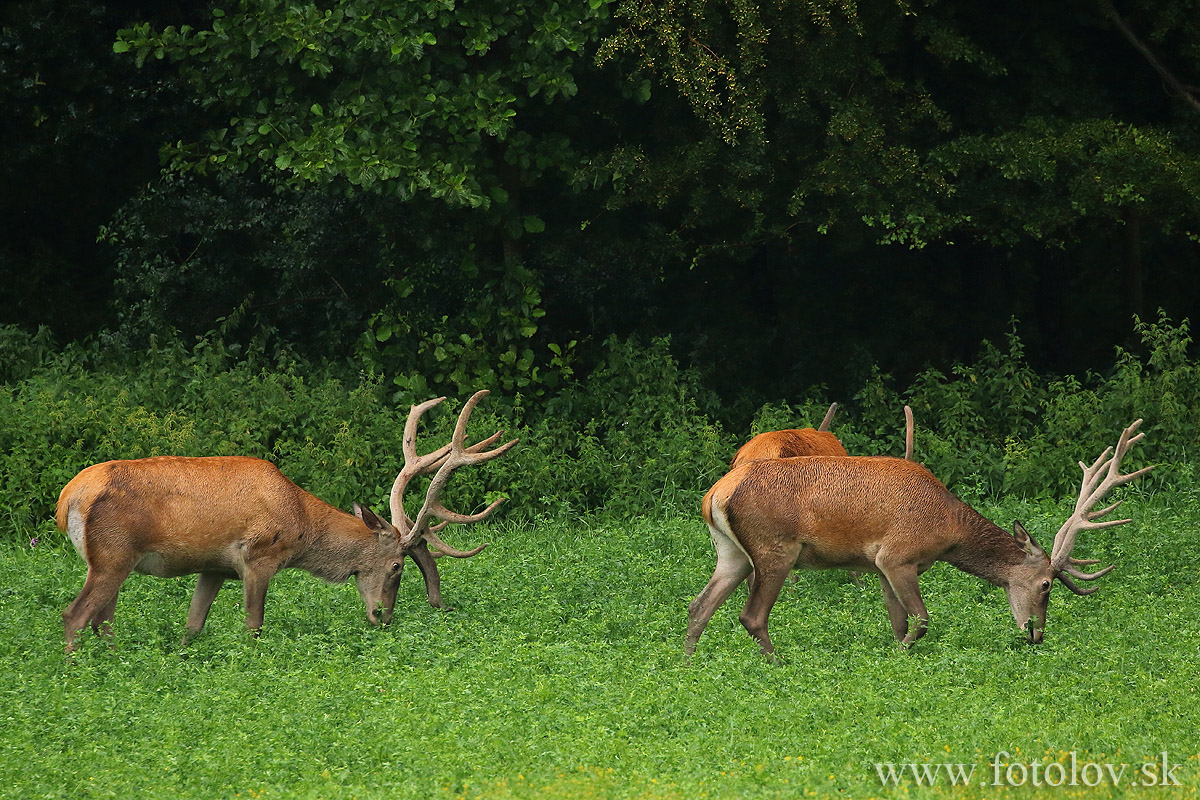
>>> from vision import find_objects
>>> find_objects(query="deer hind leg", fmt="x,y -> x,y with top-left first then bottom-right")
183,573 -> 225,644
90,589 -> 120,637
63,560 -> 136,653
737,545 -> 801,658
875,557 -> 930,647
685,526 -> 753,656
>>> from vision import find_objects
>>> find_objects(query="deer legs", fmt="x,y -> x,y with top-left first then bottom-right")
183,573 -> 226,643
876,560 -> 930,647
62,559 -> 136,653
685,528 -> 754,655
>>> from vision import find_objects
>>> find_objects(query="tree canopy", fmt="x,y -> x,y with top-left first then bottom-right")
3,0 -> 1199,413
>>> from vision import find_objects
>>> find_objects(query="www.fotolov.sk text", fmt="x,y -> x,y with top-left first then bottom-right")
875,751 -> 1184,788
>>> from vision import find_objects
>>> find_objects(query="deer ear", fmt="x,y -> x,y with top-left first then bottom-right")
1012,520 -> 1045,556
353,503 -> 385,532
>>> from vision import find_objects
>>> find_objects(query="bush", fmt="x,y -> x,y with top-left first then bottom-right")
2,314 -> 1194,544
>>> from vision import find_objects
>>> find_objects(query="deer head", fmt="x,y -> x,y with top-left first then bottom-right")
1007,419 -> 1153,642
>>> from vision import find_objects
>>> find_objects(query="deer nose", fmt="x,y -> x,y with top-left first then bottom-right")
1029,627 -> 1043,644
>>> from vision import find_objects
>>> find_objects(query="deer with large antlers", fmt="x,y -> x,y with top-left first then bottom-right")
730,403 -> 915,468
57,390 -> 515,651
686,420 -> 1151,656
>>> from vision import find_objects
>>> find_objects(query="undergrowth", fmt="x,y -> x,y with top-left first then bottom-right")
0,314 -> 1192,537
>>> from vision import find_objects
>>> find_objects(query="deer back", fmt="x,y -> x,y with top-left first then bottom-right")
56,456 -> 359,576
729,429 -> 848,469
706,456 -> 974,569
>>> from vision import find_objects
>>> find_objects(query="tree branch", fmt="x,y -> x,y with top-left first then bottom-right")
1099,0 -> 1200,114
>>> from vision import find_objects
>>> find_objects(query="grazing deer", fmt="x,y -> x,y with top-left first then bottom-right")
730,403 -> 846,466
57,390 -> 516,651
731,403 -> 915,468
686,420 -> 1151,655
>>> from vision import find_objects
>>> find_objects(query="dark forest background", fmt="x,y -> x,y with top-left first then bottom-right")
3,0 -> 1200,429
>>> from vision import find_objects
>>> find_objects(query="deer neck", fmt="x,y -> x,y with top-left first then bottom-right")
287,499 -> 375,583
942,502 -> 1028,588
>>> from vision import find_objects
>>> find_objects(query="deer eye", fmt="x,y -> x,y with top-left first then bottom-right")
391,562 -> 402,573
1041,580 -> 1051,592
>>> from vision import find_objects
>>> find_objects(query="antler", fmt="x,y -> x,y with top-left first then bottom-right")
904,405 -> 914,461
1049,419 -> 1153,593
817,402 -> 837,432
391,390 -> 518,557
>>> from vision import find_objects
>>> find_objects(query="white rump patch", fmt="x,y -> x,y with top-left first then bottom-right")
709,498 -> 753,568
66,506 -> 86,560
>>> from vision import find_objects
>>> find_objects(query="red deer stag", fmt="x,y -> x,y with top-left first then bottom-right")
730,403 -> 846,466
686,420 -> 1151,655
731,403 -> 915,585
57,390 -> 516,651
730,403 -> 915,468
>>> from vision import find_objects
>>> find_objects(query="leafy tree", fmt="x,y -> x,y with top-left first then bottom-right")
114,0 -> 615,396
593,0 -> 1200,402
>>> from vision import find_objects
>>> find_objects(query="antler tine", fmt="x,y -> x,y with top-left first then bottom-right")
818,402 -> 837,432
389,396 -> 452,530
1058,573 -> 1100,596
1049,419 -> 1153,573
404,390 -> 519,553
904,405 -> 914,461
1062,562 -> 1116,580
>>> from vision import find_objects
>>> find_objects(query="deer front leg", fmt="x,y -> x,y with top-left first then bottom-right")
183,573 -> 225,644
875,558 -> 930,647
241,571 -> 271,635
878,575 -> 910,642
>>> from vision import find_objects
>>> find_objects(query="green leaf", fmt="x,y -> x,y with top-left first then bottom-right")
522,215 -> 545,234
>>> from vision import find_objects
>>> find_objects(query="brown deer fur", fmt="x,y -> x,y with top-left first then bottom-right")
687,424 -> 1148,656
57,456 -> 407,650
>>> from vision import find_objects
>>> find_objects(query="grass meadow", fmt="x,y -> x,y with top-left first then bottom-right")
2,488 -> 1198,799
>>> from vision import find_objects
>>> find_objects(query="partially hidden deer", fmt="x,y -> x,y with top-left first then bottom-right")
57,390 -> 516,651
730,403 -> 915,468
686,420 -> 1151,655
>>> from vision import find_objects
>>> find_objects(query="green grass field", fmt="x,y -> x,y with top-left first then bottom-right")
2,489 -> 1197,799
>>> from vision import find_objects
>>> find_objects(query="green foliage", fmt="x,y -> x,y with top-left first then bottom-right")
0,332 -> 730,534
358,261 -> 574,403
114,0 -> 613,208
3,491 -> 1197,798
101,173 -> 402,354
532,336 -> 731,515
830,313 -> 1192,499
601,0 -> 1200,251
4,312 -> 1199,546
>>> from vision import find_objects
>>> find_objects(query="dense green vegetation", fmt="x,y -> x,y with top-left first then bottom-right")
5,0 -> 1200,405
3,496 -> 1196,799
4,1 -> 1200,796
